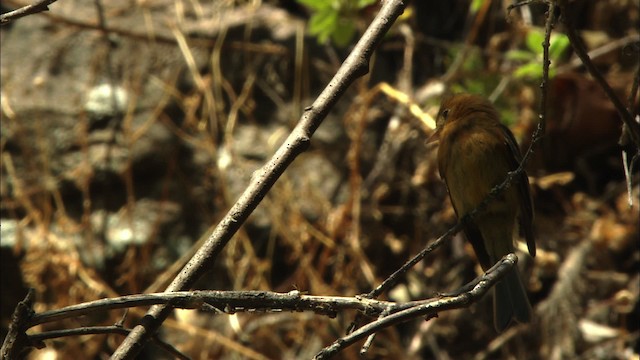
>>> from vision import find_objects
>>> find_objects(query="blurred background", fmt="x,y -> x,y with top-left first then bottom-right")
1,0 -> 638,358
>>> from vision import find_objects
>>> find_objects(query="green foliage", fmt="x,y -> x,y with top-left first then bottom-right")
298,0 -> 377,47
506,28 -> 570,80
448,49 -> 519,126
470,0 -> 486,13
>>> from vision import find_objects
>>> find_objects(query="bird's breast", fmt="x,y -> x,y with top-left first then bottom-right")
439,124 -> 514,216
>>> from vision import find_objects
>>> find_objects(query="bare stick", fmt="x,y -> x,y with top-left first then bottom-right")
0,0 -> 58,24
27,290 -> 402,327
0,290 -> 37,359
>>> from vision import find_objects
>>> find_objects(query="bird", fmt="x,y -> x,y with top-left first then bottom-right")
433,93 -> 536,331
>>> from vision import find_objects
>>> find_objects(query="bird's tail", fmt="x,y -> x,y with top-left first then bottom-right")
493,266 -> 532,332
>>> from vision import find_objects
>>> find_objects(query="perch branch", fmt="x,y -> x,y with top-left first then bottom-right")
0,0 -> 58,24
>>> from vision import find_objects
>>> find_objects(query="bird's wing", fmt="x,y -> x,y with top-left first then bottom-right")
499,124 -> 536,257
442,179 -> 493,270
463,220 -> 493,270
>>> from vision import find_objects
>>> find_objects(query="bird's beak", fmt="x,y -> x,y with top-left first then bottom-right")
426,128 -> 441,144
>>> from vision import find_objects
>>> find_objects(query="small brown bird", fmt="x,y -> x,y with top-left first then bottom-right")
433,93 -> 536,331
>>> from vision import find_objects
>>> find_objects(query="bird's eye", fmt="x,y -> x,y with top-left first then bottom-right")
441,109 -> 450,120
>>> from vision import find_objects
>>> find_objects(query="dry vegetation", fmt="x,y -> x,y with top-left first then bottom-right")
1,0 -> 639,359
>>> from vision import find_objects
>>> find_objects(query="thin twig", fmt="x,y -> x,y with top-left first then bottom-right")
0,290 -> 36,359
559,1 -> 640,147
537,0 -> 556,135
26,326 -> 190,360
315,254 -> 520,360
1,1 -> 287,54
621,61 -> 640,206
0,0 -> 58,24
507,0 -> 540,14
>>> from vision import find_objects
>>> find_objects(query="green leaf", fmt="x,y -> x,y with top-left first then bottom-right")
450,83 -> 467,94
331,19 -> 356,47
549,33 -> 570,60
506,49 -> 535,62
461,47 -> 483,72
470,0 -> 485,13
300,0 -> 371,46
357,0 -> 377,8
514,62 -> 542,79
308,9 -> 338,44
525,28 -> 545,55
465,80 -> 486,94
298,0 -> 331,11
